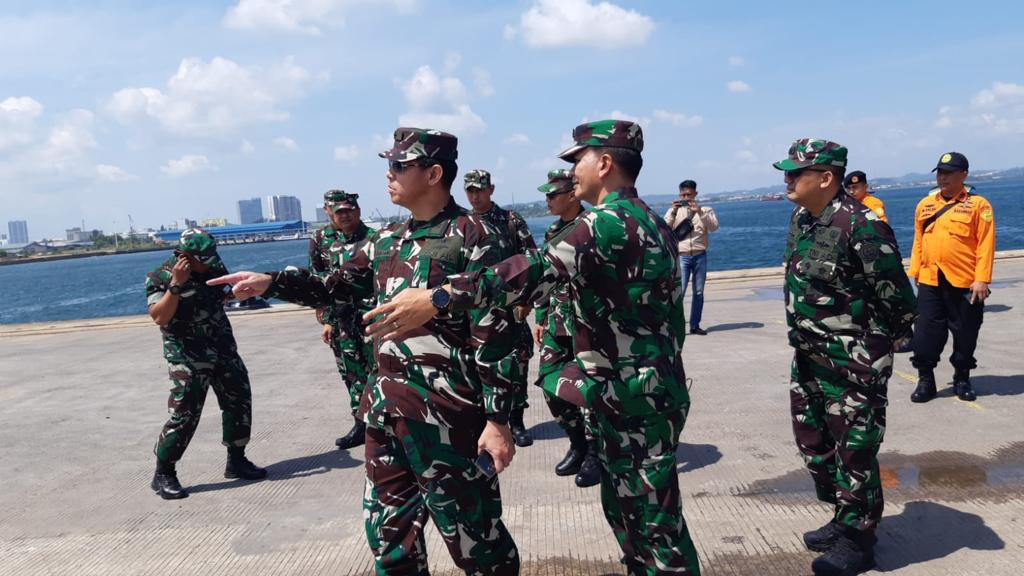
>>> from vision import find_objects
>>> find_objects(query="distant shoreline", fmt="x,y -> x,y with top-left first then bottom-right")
0,246 -> 169,267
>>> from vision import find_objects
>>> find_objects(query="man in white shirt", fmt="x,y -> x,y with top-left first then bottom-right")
664,180 -> 719,335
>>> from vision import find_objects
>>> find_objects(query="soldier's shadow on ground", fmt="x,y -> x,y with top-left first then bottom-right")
187,449 -> 361,494
705,322 -> 764,333
677,443 -> 722,473
875,500 -> 1003,571
933,374 -> 1024,398
984,303 -> 1012,313
527,420 -> 568,441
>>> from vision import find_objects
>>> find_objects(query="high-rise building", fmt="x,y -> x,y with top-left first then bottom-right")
264,195 -> 302,222
8,220 -> 28,244
237,198 -> 263,225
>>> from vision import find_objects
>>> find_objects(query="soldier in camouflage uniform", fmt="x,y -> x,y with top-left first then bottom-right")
309,189 -> 378,449
533,168 -> 600,488
464,168 -> 538,447
211,128 -> 520,575
369,120 -> 701,576
775,139 -> 917,576
145,228 -> 267,500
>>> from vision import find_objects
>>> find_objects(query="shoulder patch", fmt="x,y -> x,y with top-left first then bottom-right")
981,209 -> 993,222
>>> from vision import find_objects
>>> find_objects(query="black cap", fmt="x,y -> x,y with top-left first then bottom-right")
932,152 -> 969,173
679,179 -> 697,190
843,170 -> 867,188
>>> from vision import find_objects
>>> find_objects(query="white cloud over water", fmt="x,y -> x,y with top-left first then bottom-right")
511,0 -> 654,49
161,154 -> 215,178
397,64 -> 486,135
224,0 -> 417,35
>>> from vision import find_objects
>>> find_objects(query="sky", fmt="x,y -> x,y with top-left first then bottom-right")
2,0 -> 1024,240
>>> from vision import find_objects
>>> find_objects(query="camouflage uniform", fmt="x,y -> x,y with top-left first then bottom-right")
309,193 -> 378,420
448,121 -> 700,575
265,128 -> 519,575
534,170 -> 590,442
465,169 -> 537,424
146,229 -> 252,464
776,139 -> 917,537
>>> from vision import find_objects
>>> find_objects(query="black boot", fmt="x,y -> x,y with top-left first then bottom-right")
554,428 -> 587,476
510,410 -> 533,447
574,439 -> 601,488
910,370 -> 937,403
803,520 -> 845,552
953,370 -> 977,401
225,446 -> 268,480
151,461 -> 188,500
335,419 -> 366,450
810,530 -> 875,576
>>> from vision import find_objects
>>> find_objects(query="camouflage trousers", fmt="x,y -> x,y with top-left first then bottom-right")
154,354 -> 252,463
330,321 -> 374,417
790,353 -> 887,535
511,323 -> 533,413
363,415 -> 519,576
594,409 -> 701,576
537,331 -> 594,440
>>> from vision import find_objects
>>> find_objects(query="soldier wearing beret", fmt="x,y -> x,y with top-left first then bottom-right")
211,128 -> 520,575
776,139 -> 917,575
145,228 -> 267,500
842,171 -> 887,222
909,152 -> 995,403
309,190 -> 378,449
464,168 -> 538,447
368,119 -> 701,575
532,168 -> 600,488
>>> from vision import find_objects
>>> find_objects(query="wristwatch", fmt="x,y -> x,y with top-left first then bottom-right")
430,286 -> 452,312
169,284 -> 183,296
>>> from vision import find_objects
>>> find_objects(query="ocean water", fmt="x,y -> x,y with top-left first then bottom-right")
2,180 -> 1021,325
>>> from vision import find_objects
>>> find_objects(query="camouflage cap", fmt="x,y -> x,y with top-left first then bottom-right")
538,168 -> 575,195
557,119 -> 644,162
378,127 -> 458,163
178,227 -> 222,267
323,189 -> 359,211
464,169 -> 492,190
773,138 -> 848,171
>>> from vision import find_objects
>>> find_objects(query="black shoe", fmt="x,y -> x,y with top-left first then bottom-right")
575,440 -> 601,488
803,520 -> 845,552
953,371 -> 977,401
910,371 -> 937,403
225,449 -> 268,480
689,327 -> 707,335
811,533 -> 875,576
151,464 -> 188,500
335,420 -> 366,450
554,445 -> 586,476
509,411 -> 533,447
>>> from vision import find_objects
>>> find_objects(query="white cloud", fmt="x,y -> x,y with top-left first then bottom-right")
735,149 -> 758,163
161,154 -> 215,178
505,133 -> 531,145
107,56 -> 317,138
728,56 -> 745,67
224,0 -> 417,35
274,136 -> 299,151
473,68 -> 495,98
513,0 -> 654,49
652,109 -> 703,128
935,82 -> 1024,134
727,80 -> 751,93
240,139 -> 256,154
0,108 -> 97,179
95,164 -> 137,183
397,65 -> 486,134
0,96 -> 44,152
334,144 -> 360,162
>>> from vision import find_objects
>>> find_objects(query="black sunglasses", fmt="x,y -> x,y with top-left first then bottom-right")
389,160 -> 437,173
545,189 -> 572,199
785,167 -> 829,179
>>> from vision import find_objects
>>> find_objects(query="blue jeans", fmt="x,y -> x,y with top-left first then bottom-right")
680,253 -> 707,330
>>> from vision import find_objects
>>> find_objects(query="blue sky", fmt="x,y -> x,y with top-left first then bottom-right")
2,0 -> 1023,240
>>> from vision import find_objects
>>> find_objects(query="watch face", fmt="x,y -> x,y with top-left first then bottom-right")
431,287 -> 451,309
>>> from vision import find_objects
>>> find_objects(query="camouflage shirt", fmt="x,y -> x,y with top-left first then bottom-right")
266,197 -> 517,427
784,191 -> 917,382
308,222 -> 379,327
475,204 -> 537,259
144,257 -> 239,362
448,187 -> 690,418
534,211 -> 584,337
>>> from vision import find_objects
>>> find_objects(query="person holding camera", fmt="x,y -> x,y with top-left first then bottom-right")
145,228 -> 266,500
664,180 -> 719,335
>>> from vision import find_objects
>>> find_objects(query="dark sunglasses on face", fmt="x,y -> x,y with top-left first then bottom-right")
389,160 -> 437,173
785,167 -> 828,179
546,189 -> 572,199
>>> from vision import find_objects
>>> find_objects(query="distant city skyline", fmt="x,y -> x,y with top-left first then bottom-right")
8,221 -> 29,244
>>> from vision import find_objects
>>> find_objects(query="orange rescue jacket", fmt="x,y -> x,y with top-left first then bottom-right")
909,185 -> 995,288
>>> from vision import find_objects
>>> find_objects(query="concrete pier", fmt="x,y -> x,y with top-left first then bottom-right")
2,255 -> 1023,575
